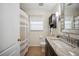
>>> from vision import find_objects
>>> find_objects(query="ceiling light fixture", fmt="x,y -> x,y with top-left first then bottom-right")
67,3 -> 72,6
38,3 -> 44,6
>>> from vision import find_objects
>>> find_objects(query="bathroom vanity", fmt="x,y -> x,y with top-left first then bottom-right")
45,36 -> 79,56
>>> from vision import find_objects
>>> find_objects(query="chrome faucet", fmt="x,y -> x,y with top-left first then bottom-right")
66,34 -> 70,43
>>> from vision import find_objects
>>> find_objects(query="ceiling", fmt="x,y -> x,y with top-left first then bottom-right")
65,3 -> 79,16
20,3 -> 58,15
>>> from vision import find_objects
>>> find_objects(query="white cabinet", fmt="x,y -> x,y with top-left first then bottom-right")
20,9 -> 29,56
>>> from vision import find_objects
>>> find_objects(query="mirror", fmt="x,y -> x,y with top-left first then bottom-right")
61,3 -> 79,34
74,16 -> 79,30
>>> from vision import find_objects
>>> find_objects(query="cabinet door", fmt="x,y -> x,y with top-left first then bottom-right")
45,39 -> 57,56
45,39 -> 48,56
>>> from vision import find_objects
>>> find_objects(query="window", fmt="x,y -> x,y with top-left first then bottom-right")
64,20 -> 72,29
74,20 -> 79,29
64,16 -> 73,29
30,21 -> 43,30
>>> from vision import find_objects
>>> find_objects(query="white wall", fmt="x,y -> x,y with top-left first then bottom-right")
0,3 -> 20,55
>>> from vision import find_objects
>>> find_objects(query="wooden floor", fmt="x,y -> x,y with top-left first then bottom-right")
25,46 -> 45,56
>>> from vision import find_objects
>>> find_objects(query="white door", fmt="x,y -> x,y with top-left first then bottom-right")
0,3 -> 20,56
20,9 -> 29,56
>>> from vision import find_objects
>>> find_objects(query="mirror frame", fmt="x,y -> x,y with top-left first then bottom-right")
60,3 -> 79,34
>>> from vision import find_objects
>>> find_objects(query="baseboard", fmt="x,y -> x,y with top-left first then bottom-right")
29,45 -> 40,47
29,46 -> 41,47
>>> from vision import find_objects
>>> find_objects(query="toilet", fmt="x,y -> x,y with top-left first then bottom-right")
40,36 -> 46,52
40,42 -> 46,52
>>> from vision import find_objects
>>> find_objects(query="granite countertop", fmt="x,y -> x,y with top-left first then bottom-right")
47,36 -> 79,56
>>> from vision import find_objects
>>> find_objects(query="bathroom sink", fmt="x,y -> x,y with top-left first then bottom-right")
52,40 -> 71,48
47,37 -> 60,40
47,39 -> 79,56
68,51 -> 75,56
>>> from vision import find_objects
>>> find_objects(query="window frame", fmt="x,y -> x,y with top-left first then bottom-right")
30,21 -> 44,31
